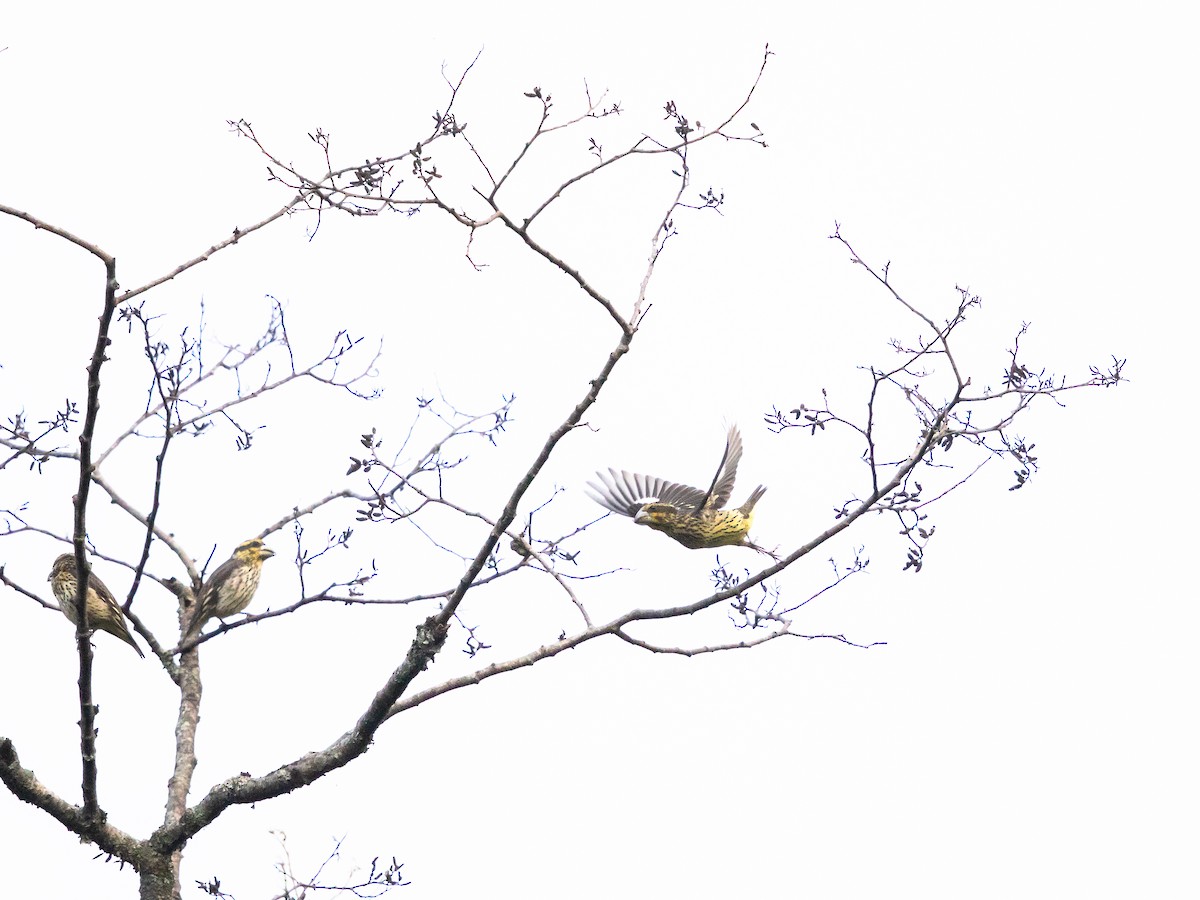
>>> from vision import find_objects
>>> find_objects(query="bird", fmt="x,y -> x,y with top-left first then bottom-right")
48,553 -> 146,657
184,538 -> 275,639
586,424 -> 772,554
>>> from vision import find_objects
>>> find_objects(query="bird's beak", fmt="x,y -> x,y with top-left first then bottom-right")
262,547 -> 276,559
633,509 -> 649,525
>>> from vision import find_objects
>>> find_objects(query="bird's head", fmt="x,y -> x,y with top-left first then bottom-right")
233,539 -> 275,563
48,553 -> 76,580
634,502 -> 678,529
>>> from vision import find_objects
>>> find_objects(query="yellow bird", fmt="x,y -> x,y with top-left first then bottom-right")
587,425 -> 770,553
184,538 -> 275,639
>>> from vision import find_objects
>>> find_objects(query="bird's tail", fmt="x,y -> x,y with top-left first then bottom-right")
124,631 -> 147,658
739,485 -> 766,515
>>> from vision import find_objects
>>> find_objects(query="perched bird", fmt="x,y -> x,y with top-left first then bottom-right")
48,553 -> 145,657
184,538 -> 275,639
587,425 -> 772,554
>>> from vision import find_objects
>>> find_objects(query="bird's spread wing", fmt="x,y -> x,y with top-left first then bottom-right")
586,469 -> 708,517
695,424 -> 743,511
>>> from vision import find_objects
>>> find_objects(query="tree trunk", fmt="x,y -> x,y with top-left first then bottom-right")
138,851 -> 180,900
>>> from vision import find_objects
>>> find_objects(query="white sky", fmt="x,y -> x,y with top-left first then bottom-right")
1,2 -> 1195,898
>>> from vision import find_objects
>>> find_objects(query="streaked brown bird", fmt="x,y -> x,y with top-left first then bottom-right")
587,424 -> 771,554
184,538 -> 275,638
48,553 -> 145,657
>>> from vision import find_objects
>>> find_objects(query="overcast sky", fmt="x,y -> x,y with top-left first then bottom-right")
1,3 -> 1195,898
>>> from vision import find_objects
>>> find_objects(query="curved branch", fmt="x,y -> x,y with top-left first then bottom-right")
0,204 -> 114,264
0,738 -> 143,862
154,611 -> 448,852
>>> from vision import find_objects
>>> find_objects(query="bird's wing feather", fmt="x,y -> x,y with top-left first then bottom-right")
586,468 -> 708,516
185,556 -> 237,638
88,571 -> 120,607
81,564 -> 145,657
696,424 -> 743,511
198,556 -> 239,607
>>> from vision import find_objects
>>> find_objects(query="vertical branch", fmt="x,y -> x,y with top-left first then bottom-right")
633,140 -> 691,324
164,645 -> 201,897
73,254 -> 120,823
125,311 -> 182,628
161,580 -> 201,833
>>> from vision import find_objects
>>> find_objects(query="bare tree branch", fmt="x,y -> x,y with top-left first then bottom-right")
0,49 -> 1124,900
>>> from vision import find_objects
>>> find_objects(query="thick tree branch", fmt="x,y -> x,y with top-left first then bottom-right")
160,324 -> 634,843
0,738 -> 143,862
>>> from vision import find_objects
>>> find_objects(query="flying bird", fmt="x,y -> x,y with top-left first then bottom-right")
184,538 -> 275,639
587,425 -> 772,554
48,553 -> 146,657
